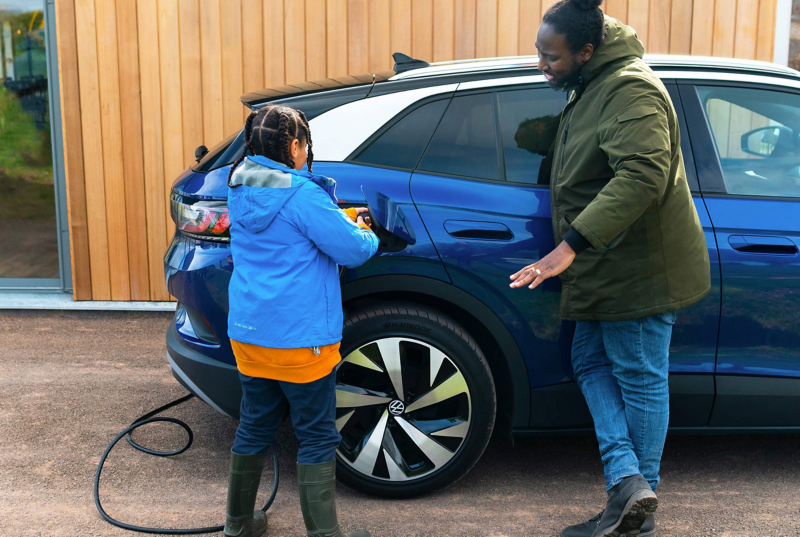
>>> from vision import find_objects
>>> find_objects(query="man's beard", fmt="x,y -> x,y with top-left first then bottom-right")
546,69 -> 582,90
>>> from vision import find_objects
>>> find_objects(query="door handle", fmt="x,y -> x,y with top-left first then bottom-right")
444,220 -> 514,241
728,235 -> 798,255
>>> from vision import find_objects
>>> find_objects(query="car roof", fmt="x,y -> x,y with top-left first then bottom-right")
241,54 -> 800,109
389,54 -> 800,81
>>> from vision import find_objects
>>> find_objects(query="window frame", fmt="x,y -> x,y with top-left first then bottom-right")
345,94 -> 454,173
415,83 -> 569,187
680,80 -> 800,200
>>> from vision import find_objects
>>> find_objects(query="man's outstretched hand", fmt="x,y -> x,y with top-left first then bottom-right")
509,240 -> 576,290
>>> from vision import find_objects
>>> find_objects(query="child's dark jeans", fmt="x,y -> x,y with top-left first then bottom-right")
232,369 -> 341,464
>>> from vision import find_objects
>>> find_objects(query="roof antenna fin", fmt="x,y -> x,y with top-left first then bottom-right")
393,52 -> 430,74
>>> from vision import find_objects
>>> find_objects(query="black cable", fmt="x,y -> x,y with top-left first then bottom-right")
94,392 -> 279,535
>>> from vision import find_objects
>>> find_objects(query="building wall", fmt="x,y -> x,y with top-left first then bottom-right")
55,0 -> 779,301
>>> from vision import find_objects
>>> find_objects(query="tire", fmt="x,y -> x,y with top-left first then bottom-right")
335,304 -> 496,498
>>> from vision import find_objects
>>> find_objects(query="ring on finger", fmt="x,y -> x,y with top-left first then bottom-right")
534,268 -> 541,275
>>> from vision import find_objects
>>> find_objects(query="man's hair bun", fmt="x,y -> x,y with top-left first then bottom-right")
572,0 -> 603,10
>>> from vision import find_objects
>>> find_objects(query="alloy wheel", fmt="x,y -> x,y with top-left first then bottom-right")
335,337 -> 472,481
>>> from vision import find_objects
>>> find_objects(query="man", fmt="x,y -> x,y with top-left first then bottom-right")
509,1 -> 711,536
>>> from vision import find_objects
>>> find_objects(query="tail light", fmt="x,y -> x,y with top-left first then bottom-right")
171,193 -> 230,242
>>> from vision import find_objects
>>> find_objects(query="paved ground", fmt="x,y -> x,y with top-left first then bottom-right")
2,311 -> 800,536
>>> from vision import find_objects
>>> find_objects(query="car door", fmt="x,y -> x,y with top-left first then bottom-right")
681,82 -> 800,427
410,82 -> 719,429
409,86 -> 581,426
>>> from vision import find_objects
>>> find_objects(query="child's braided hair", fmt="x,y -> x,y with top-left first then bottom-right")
228,104 -> 314,187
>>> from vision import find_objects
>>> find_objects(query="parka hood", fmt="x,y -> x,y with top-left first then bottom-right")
580,15 -> 645,84
228,155 -> 337,234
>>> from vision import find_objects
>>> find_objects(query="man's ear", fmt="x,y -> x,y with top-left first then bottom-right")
578,43 -> 595,64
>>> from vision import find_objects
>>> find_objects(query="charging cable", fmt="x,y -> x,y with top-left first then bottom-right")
93,392 -> 279,534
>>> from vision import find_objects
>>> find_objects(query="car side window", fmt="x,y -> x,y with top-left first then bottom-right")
497,88 -> 566,185
698,86 -> 800,198
353,99 -> 449,169
418,93 -> 499,180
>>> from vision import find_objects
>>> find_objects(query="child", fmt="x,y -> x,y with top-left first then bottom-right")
223,104 -> 378,537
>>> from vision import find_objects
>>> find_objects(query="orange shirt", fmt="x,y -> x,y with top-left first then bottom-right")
231,340 -> 341,383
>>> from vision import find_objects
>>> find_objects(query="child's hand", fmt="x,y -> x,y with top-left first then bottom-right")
354,207 -> 373,229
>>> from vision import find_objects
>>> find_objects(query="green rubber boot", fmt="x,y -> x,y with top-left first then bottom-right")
224,451 -> 269,537
298,461 -> 370,537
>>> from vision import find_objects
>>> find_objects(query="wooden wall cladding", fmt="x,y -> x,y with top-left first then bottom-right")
56,0 -> 778,301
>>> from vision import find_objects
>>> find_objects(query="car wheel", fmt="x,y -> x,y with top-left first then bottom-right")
335,304 -> 496,498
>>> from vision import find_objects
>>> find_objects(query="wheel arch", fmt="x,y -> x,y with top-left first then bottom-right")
342,275 -> 530,433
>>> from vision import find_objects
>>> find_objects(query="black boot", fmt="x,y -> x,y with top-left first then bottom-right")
561,511 -> 656,537
298,461 -> 369,537
591,475 -> 658,537
224,451 -> 269,537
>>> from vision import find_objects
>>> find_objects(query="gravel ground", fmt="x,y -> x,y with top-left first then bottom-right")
1,310 -> 799,536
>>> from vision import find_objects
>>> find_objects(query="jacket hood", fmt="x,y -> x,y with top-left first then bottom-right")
581,15 -> 645,83
228,155 -> 337,234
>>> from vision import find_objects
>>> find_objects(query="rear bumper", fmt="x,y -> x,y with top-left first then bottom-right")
167,320 -> 242,418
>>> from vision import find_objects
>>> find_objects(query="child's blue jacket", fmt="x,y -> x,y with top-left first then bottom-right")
226,155 -> 379,348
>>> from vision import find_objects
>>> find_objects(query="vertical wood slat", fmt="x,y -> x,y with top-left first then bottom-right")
476,0 -> 497,58
392,0 -> 413,58
284,0 -> 306,84
116,0 -> 150,300
734,0 -> 760,60
179,0 -> 205,169
712,0 -> 736,57
433,0 -> 455,62
370,0 -> 391,70
328,0 -> 349,77
691,0 -> 714,55
497,0 -> 519,57
412,0 -> 434,61
627,0 -> 649,49
158,0 -> 184,248
220,0 -> 244,133
605,0 -> 628,24
454,0 -> 476,59
669,0 -> 693,55
94,0 -> 131,300
54,0 -> 92,300
200,0 -> 224,147
74,0 -> 111,300
756,0 -> 777,62
307,0 -> 328,79
648,0 -> 671,54
348,0 -> 369,72
264,0 -> 286,86
137,0 -> 169,300
518,0 -> 540,56
242,0 -> 265,101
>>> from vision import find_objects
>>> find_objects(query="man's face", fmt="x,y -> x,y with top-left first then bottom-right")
536,23 -> 593,89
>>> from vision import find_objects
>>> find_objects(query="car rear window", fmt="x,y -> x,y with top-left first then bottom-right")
192,130 -> 243,172
353,99 -> 449,169
417,93 -> 499,181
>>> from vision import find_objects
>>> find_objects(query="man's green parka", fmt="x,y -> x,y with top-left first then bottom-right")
551,16 -> 710,321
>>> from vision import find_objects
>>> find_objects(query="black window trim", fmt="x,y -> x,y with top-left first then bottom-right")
348,82 -> 563,189
679,79 -> 800,199
663,82 -> 700,194
345,93 -> 456,169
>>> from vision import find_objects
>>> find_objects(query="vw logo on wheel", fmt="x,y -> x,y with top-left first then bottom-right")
388,400 -> 405,416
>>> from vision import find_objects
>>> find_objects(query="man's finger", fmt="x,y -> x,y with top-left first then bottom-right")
528,268 -> 550,289
510,270 -> 537,288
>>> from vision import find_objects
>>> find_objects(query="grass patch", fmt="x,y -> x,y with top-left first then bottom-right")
0,86 -> 55,221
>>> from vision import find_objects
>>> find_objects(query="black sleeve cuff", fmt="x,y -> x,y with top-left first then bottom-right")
563,227 -> 591,255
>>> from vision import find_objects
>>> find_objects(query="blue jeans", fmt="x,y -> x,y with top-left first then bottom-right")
571,312 -> 676,492
232,369 -> 341,464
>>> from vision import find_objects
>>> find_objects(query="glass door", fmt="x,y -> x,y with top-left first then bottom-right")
0,0 -> 64,289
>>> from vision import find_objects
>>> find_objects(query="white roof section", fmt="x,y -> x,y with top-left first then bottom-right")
390,54 -> 800,81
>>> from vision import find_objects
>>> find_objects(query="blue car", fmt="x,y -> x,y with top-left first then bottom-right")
166,54 -> 800,498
